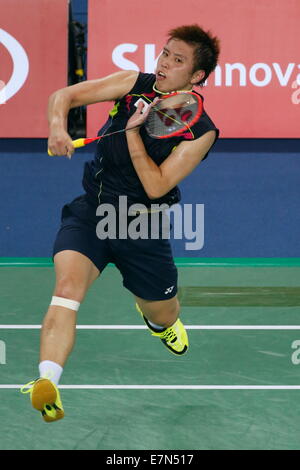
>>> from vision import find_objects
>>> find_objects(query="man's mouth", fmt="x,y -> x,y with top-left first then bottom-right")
156,71 -> 166,80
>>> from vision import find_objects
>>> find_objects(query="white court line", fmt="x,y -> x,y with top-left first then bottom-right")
2,384 -> 300,390
1,324 -> 300,330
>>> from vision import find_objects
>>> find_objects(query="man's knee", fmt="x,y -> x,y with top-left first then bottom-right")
137,296 -> 180,327
54,276 -> 87,303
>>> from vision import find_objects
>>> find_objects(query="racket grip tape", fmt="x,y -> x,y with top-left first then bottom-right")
73,138 -> 87,148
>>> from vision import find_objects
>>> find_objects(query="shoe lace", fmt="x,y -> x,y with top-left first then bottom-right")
20,380 -> 35,394
20,371 -> 54,394
153,327 -> 177,343
20,370 -> 54,394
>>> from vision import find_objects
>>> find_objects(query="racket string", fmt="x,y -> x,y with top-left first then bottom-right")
130,92 -> 199,138
145,93 -> 200,139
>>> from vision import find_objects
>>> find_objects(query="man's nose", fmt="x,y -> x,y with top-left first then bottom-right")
160,56 -> 169,70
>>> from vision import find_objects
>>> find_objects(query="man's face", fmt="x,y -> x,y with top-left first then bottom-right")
155,38 -> 201,93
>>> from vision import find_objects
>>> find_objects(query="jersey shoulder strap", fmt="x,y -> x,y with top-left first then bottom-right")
128,72 -> 156,95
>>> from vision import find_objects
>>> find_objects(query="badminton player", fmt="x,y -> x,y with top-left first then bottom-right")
21,24 -> 220,421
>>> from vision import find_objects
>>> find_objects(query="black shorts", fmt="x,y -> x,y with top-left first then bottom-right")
53,195 -> 178,301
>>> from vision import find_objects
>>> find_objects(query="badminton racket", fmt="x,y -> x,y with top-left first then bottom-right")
47,91 -> 203,156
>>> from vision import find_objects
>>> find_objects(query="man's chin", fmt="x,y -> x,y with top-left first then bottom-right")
154,80 -> 173,94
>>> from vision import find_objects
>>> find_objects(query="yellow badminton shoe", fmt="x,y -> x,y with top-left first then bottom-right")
21,378 -> 64,423
136,303 -> 188,355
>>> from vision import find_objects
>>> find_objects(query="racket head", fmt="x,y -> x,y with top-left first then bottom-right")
145,91 -> 203,139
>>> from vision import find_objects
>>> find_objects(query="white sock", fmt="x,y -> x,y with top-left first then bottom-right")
39,360 -> 63,386
147,320 -> 166,331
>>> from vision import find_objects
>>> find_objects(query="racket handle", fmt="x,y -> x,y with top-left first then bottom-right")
72,138 -> 87,148
47,138 -> 86,156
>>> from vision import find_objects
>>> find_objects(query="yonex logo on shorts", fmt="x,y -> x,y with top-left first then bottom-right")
95,196 -> 204,251
165,286 -> 174,295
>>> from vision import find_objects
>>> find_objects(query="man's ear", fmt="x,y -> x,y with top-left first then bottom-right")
191,70 -> 205,84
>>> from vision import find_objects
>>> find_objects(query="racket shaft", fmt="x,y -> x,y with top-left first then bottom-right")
72,126 -> 138,148
73,128 -> 135,149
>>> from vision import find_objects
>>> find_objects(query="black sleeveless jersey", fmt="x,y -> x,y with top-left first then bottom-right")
82,72 -> 219,208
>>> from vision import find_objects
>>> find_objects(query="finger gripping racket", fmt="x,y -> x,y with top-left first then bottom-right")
47,91 -> 203,156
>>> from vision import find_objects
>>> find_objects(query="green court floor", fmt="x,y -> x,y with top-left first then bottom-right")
1,259 -> 300,450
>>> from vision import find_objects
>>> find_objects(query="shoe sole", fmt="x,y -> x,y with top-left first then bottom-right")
31,379 -> 64,422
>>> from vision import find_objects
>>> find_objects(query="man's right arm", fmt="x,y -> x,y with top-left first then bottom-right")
48,70 -> 139,157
